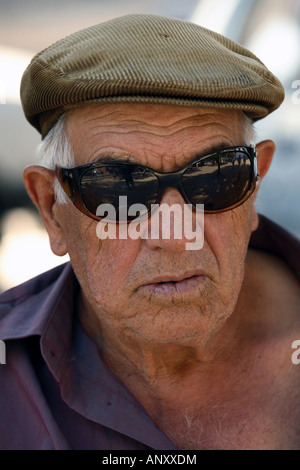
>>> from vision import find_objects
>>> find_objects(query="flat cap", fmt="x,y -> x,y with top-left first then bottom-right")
20,14 -> 285,138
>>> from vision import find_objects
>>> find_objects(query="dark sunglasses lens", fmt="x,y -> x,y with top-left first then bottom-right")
81,165 -> 159,220
183,151 -> 253,211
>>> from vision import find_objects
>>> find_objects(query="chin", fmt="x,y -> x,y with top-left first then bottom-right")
123,306 -> 230,346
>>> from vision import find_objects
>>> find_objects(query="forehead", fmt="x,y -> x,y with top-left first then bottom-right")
65,104 -> 245,166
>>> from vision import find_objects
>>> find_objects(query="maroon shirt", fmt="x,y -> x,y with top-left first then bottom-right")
0,216 -> 299,450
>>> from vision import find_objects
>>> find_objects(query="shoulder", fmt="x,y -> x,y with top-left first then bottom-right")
246,247 -> 300,296
249,215 -> 300,282
230,218 -> 300,341
247,215 -> 300,321
0,262 -> 71,337
243,247 -> 300,333
0,263 -> 67,309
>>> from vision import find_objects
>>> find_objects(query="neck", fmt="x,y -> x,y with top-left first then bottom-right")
77,288 -> 243,395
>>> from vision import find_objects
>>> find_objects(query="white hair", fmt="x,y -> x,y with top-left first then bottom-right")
36,112 -> 74,204
240,111 -> 256,146
36,109 -> 256,205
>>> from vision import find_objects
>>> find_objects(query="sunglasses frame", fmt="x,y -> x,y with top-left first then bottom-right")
55,146 -> 258,221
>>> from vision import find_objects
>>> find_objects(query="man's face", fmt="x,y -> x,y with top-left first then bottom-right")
55,104 -> 258,346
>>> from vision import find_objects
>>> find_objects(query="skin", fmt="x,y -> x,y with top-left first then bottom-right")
24,104 -> 300,449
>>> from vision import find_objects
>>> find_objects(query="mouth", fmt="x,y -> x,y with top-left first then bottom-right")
138,271 -> 207,298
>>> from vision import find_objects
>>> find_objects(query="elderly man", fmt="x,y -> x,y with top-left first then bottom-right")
0,14 -> 299,450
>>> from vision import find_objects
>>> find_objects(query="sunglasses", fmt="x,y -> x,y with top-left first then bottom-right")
55,146 -> 258,222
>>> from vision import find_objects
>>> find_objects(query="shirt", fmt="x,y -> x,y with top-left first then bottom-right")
0,215 -> 299,450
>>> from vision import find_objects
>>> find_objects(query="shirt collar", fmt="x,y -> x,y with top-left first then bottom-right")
0,263 -> 73,340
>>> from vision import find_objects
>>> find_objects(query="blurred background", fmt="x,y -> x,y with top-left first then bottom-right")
0,0 -> 299,291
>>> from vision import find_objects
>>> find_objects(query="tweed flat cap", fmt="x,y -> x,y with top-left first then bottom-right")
20,14 -> 285,138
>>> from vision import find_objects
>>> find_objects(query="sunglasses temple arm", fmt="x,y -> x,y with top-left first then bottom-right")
56,168 -> 76,200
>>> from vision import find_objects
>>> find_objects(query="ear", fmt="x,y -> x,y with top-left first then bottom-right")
256,139 -> 276,180
249,140 -> 276,232
23,165 -> 68,256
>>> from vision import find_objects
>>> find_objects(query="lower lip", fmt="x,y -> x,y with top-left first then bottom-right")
140,275 -> 206,298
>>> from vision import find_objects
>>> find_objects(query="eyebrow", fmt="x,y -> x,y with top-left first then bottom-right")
90,141 -> 237,166
192,141 -> 236,159
91,153 -> 138,164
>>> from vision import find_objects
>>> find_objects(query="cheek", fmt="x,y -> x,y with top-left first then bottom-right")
204,203 -> 254,283
69,229 -> 141,312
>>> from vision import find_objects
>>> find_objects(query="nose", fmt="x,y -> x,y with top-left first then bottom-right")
143,189 -> 202,253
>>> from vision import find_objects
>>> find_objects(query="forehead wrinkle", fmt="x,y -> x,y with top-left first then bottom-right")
85,121 -> 242,150
86,115 -> 237,138
70,106 -> 242,138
